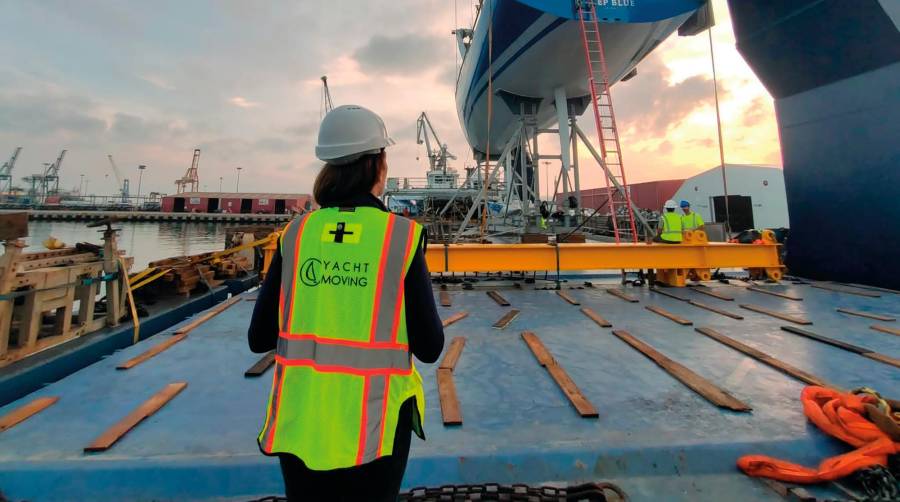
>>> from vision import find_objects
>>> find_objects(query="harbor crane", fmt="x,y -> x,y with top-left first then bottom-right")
107,155 -> 131,203
0,147 -> 21,200
42,150 -> 66,196
320,75 -> 334,119
416,112 -> 456,173
175,149 -> 201,194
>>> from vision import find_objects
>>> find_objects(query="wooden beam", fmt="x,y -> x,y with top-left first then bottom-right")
650,288 -> 689,302
545,364 -> 599,418
436,369 -> 462,426
556,290 -> 581,305
244,351 -> 276,377
439,337 -> 466,371
871,324 -> 900,337
521,331 -> 555,367
611,330 -> 751,412
607,289 -> 639,303
740,304 -> 812,325
116,334 -> 187,370
85,382 -> 187,452
174,296 -> 242,335
688,286 -> 734,301
694,327 -> 832,388
0,396 -> 59,432
442,311 -> 468,328
486,290 -> 510,306
580,307 -> 612,328
746,286 -> 802,301
493,309 -> 520,329
780,326 -> 900,370
439,290 -> 452,307
18,253 -> 99,272
645,305 -> 693,326
687,300 -> 744,320
810,284 -> 881,298
0,212 -> 28,240
835,308 -> 895,322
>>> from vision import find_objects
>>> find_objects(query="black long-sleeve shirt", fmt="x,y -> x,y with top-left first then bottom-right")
247,194 -> 445,363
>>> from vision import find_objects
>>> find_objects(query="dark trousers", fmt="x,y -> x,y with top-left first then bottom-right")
278,399 -> 414,502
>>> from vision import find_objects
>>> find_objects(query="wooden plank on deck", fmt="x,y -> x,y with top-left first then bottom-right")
174,296 -> 242,335
836,308 -> 895,322
486,290 -> 510,306
556,290 -> 581,305
244,351 -> 276,377
688,301 -> 744,320
650,288 -> 689,302
439,290 -> 452,307
492,309 -> 520,329
694,327 -> 831,388
810,284 -> 881,298
645,305 -> 693,326
116,333 -> 188,370
545,364 -> 599,418
442,311 -> 468,328
520,331 -> 555,367
607,289 -> 639,303
611,330 -> 751,412
0,397 -> 59,432
740,304 -> 812,325
580,307 -> 612,328
747,286 -> 803,301
439,337 -> 466,371
688,286 -> 734,301
871,324 -> 900,337
84,382 -> 187,452
780,326 -> 900,370
436,369 -> 462,426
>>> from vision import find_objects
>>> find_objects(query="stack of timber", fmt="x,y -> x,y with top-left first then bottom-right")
144,251 -> 252,296
0,213 -> 133,366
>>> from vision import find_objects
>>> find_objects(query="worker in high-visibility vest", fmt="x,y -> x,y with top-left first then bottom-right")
248,105 -> 445,501
680,200 -> 705,232
655,199 -> 683,243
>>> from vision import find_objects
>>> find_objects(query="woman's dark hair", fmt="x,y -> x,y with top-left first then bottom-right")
313,150 -> 385,207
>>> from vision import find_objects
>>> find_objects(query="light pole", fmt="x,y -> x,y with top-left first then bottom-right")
235,167 -> 242,192
219,176 -> 223,192
543,161 -> 551,201
137,165 -> 146,202
79,174 -> 84,197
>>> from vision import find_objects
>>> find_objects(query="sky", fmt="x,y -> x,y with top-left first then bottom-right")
0,0 -> 782,199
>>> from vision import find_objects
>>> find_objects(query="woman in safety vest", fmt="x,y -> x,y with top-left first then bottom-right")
248,105 -> 445,501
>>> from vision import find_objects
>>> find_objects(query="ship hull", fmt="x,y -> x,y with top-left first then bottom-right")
456,0 -> 702,156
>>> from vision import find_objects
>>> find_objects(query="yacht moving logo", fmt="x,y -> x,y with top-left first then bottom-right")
300,258 -> 370,288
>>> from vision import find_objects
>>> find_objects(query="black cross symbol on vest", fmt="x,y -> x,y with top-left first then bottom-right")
329,222 -> 354,243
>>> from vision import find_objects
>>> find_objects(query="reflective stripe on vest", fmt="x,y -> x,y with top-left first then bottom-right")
661,212 -> 683,242
259,208 -> 425,470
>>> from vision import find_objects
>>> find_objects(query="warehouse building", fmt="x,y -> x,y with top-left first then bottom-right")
161,192 -> 315,214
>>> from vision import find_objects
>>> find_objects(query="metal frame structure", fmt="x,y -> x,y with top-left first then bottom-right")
175,149 -> 200,194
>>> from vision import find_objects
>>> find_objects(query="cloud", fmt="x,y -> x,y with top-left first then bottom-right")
109,113 -> 182,143
229,96 -> 260,108
353,34 -> 446,76
0,92 -> 106,136
139,74 -> 175,90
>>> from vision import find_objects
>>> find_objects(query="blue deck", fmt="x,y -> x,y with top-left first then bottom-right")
0,281 -> 897,501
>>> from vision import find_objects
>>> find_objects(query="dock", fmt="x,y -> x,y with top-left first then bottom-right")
13,210 -> 291,224
0,280 -> 897,500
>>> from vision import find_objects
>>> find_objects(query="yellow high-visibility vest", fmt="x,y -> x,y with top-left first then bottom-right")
661,212 -> 683,242
682,211 -> 704,230
258,207 -> 425,470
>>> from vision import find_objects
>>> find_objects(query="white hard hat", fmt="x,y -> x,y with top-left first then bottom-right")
315,105 -> 395,165
664,199 -> 677,209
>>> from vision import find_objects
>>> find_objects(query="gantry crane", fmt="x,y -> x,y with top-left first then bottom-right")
0,147 -> 22,200
107,155 -> 131,202
416,112 -> 456,173
175,149 -> 200,194
42,150 -> 66,196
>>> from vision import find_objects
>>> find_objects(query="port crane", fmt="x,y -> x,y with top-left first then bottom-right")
416,112 -> 456,174
107,155 -> 131,203
23,150 -> 66,203
175,149 -> 200,194
0,147 -> 22,200
320,75 -> 334,119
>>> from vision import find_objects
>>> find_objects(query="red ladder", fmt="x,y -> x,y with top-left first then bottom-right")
577,1 -> 639,244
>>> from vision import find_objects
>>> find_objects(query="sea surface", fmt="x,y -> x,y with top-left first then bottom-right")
24,220 -> 245,271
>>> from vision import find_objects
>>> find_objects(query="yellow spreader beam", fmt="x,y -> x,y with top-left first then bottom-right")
425,230 -> 784,287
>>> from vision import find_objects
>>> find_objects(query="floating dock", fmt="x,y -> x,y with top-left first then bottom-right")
0,279 -> 897,501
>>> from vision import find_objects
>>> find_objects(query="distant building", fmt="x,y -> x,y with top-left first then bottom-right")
161,192 -> 315,214
558,164 -> 788,231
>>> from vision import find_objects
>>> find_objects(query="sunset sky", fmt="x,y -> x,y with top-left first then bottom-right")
0,0 -> 782,198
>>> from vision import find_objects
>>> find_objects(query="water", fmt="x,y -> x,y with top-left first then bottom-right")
24,221 -> 247,271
